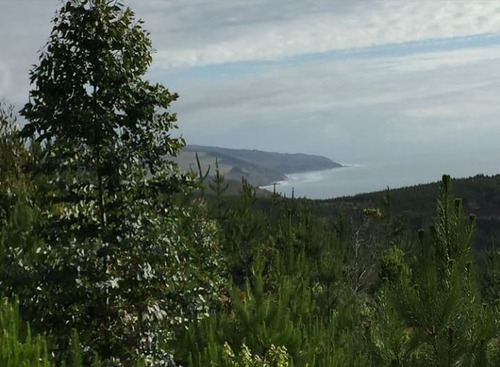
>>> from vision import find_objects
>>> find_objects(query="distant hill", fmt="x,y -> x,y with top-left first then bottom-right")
314,174 -> 500,250
174,145 -> 342,187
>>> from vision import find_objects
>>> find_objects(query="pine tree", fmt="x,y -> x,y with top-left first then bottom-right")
0,297 -> 52,367
371,175 -> 498,366
0,100 -> 31,227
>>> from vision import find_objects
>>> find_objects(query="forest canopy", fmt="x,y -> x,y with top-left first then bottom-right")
1,1 -> 500,366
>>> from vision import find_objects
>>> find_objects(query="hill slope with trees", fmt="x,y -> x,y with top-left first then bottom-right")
2,1 -> 500,366
175,144 -> 342,187
319,174 -> 500,249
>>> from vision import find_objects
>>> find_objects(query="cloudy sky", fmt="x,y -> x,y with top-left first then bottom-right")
2,0 -> 500,165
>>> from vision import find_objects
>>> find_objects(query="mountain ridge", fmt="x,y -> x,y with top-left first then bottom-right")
175,145 -> 342,187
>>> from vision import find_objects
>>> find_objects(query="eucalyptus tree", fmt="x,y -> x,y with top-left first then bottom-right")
16,0 -> 223,364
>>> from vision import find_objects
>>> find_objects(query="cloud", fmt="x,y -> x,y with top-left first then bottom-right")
381,43 -> 500,72
0,62 -> 12,97
2,0 -> 500,164
0,2 -> 58,107
3,1 -> 500,106
126,0 -> 500,68
164,42 -> 500,160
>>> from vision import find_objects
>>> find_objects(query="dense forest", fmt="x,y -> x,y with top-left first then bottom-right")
1,1 -> 500,366
318,174 -> 500,250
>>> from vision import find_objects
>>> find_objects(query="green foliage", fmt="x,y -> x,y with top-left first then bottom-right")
0,100 -> 31,227
176,254 -> 303,366
216,179 -> 269,282
476,247 -> 500,304
182,172 -> 500,366
0,193 -> 44,305
175,200 -> 227,320
194,152 -> 211,198
0,296 -> 150,366
369,286 -> 416,366
208,158 -> 230,218
227,258 -> 303,359
0,297 -> 51,367
2,2 -> 500,366
371,175 -> 499,366
221,342 -> 292,367
327,174 -> 500,250
5,0 -> 223,364
379,246 -> 410,283
175,184 -> 377,366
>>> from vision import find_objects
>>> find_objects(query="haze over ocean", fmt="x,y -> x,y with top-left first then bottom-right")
263,148 -> 500,199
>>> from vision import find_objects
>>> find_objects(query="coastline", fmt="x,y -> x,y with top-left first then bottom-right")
259,165 -> 347,191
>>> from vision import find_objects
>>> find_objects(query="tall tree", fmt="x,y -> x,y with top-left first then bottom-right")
16,0 -> 222,364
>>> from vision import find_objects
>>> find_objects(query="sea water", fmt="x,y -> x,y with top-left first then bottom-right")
261,151 -> 500,199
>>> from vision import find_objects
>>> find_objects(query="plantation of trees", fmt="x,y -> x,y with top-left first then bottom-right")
1,1 -> 500,366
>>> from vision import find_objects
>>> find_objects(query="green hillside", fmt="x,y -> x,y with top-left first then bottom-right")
315,174 -> 500,249
174,145 -> 342,187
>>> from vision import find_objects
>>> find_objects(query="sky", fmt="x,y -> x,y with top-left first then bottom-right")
2,0 -> 500,165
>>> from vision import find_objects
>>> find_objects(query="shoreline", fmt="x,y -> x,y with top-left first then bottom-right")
259,165 -> 348,191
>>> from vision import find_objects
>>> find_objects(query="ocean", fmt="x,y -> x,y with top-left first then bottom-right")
261,151 -> 500,199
